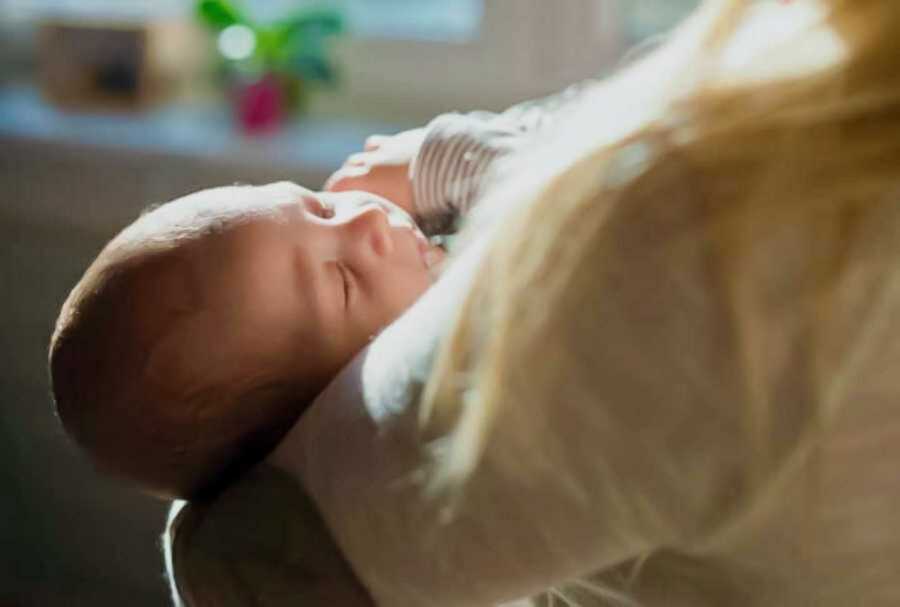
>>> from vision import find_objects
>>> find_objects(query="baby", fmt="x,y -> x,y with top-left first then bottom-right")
49,180 -> 448,498
49,99 -> 562,500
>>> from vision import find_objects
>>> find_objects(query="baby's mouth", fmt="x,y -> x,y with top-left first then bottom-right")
375,201 -> 441,270
414,231 -> 444,272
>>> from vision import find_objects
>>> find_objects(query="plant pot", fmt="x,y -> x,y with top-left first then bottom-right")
233,72 -> 288,135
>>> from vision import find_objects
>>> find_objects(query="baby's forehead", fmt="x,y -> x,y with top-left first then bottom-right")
165,185 -> 291,230
116,181 -> 316,310
119,185 -> 292,254
177,181 -> 305,207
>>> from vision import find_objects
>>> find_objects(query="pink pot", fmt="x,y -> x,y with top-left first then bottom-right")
235,73 -> 285,135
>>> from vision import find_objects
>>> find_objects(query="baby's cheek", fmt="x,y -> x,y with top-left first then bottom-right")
386,271 -> 432,320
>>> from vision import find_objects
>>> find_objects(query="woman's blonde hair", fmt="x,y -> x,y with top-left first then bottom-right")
423,0 -> 900,602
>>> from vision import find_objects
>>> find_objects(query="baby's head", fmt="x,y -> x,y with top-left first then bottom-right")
50,181 -> 443,499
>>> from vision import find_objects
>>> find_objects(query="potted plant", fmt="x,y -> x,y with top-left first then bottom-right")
196,0 -> 344,134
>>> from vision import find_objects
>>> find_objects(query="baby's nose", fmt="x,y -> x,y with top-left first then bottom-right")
348,206 -> 393,257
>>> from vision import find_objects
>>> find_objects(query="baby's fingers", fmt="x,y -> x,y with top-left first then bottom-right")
345,152 -> 370,167
364,135 -> 388,152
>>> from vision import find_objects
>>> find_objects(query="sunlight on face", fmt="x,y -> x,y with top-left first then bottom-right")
161,181 -> 445,391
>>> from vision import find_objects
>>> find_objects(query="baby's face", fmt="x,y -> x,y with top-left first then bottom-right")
153,182 -> 444,393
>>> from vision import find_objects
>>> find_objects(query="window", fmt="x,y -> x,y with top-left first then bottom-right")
622,0 -> 701,43
0,0 -> 484,40
290,0 -> 483,43
1,0 -> 703,119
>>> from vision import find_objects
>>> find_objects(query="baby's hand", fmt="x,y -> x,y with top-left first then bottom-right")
324,128 -> 426,216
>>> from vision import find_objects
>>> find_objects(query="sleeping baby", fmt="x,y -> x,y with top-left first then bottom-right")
49,101 -> 560,500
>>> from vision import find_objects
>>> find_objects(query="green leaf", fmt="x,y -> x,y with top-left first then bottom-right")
293,55 -> 337,85
195,0 -> 249,31
254,28 -> 276,62
276,6 -> 344,43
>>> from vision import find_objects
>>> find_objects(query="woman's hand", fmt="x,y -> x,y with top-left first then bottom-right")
324,128 -> 426,216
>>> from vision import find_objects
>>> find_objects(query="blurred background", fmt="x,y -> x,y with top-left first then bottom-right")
0,1 -> 698,604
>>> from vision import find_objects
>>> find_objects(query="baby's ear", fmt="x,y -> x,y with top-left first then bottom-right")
137,254 -> 207,393
141,316 -> 206,414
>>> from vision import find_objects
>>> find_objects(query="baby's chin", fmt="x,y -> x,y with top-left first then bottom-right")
397,223 -> 444,278
424,244 -> 445,280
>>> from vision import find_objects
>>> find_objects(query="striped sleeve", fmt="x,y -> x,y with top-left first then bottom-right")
409,113 -> 529,235
409,81 -> 597,235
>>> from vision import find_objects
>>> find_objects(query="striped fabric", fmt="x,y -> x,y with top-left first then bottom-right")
408,81 -> 596,236
409,112 -> 528,235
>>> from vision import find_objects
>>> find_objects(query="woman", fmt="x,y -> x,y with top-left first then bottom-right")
166,0 -> 900,604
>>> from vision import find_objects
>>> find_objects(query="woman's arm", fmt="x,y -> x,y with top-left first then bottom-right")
270,149 -> 748,606
164,466 -> 374,607
269,232 -> 547,606
268,239 -> 633,606
268,223 -> 646,605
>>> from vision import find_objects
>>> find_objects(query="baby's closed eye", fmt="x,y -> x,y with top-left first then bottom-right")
336,262 -> 355,308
